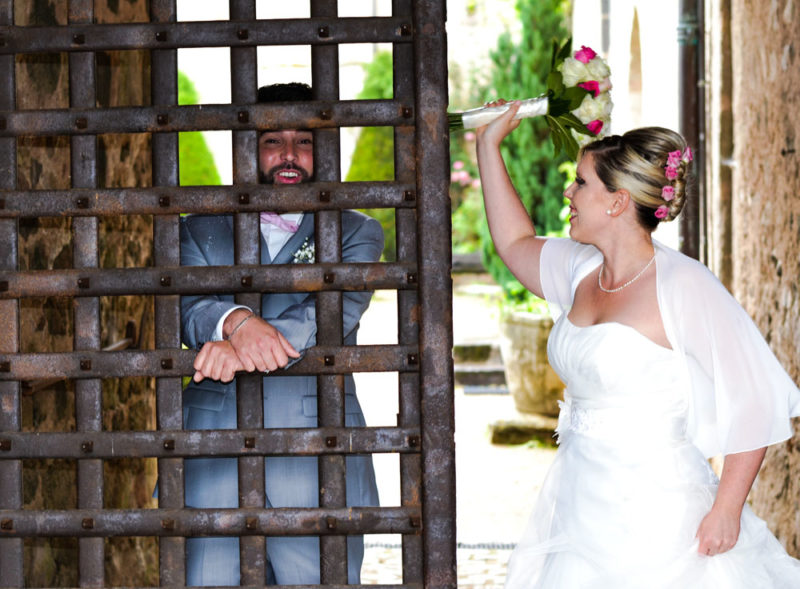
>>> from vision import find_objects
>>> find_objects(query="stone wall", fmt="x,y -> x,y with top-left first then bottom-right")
731,0 -> 800,556
16,0 -> 158,584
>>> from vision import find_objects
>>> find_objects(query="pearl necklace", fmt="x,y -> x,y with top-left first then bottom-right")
598,254 -> 656,293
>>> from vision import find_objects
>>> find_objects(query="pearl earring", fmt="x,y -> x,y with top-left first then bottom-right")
606,210 -> 611,215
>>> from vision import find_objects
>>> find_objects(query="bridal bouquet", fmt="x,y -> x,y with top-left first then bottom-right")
448,40 -> 612,160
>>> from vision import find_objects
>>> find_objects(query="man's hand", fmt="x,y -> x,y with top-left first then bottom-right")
192,340 -> 245,383
223,309 -> 300,373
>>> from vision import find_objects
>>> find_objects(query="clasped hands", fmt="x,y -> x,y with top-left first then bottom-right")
192,308 -> 300,383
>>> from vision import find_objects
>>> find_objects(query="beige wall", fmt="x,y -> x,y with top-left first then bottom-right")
730,0 -> 800,556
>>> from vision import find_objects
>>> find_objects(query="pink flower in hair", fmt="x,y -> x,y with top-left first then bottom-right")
667,150 -> 682,167
661,186 -> 675,201
655,205 -> 669,219
574,45 -> 598,64
586,119 -> 604,135
664,165 -> 679,181
577,81 -> 600,97
682,146 -> 693,162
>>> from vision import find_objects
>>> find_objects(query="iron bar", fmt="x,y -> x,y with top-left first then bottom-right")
0,426 -> 420,459
0,262 -> 416,298
0,17 -> 411,54
0,182 -> 415,218
413,2 -> 457,587
0,344 -> 417,380
0,506 -> 420,537
0,100 -> 411,137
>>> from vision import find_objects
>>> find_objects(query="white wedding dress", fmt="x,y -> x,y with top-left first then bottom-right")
504,315 -> 800,588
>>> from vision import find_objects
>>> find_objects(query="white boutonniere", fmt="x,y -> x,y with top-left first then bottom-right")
292,237 -> 315,264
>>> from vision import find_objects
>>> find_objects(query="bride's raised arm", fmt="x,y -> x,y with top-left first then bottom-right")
475,99 -> 550,299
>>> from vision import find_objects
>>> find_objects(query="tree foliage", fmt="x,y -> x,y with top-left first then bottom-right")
345,51 -> 397,261
178,72 -> 221,186
477,0 -> 570,305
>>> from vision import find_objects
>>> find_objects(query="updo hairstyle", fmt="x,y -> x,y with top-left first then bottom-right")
579,127 -> 690,231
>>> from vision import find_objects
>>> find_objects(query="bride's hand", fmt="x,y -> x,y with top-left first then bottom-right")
475,99 -> 522,147
695,504 -> 741,556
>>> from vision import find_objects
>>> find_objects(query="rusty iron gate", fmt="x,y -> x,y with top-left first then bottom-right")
0,1 -> 454,587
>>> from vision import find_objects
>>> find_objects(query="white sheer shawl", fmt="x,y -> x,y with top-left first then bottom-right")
540,237 -> 800,458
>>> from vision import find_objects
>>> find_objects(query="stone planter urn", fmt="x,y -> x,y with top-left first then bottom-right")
499,311 -> 564,417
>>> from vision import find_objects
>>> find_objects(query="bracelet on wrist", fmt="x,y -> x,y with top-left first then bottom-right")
227,312 -> 254,341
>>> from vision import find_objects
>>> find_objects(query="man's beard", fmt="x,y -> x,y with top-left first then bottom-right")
259,163 -> 312,184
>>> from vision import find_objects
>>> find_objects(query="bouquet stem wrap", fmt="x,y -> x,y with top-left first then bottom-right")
452,96 -> 549,130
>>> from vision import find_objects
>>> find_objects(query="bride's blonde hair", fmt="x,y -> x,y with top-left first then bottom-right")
579,127 -> 691,231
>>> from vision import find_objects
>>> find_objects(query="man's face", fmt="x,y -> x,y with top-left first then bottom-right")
258,130 -> 314,184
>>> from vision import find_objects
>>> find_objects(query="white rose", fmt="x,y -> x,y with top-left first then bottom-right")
560,58 -> 590,87
586,58 -> 611,80
594,92 -> 613,118
573,94 -> 604,123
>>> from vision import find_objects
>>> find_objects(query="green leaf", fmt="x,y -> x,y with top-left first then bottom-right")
561,86 -> 591,110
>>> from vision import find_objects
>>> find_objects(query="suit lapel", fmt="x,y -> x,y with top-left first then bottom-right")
271,213 -> 314,265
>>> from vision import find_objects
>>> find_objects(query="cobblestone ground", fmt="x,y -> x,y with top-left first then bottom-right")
361,546 -> 511,587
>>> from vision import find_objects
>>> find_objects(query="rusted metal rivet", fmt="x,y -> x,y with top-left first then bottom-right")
75,117 -> 87,130
402,107 -> 413,118
238,193 -> 250,204
323,273 -> 335,284
245,516 -> 257,530
241,275 -> 252,287
81,441 -> 94,453
158,195 -> 170,207
244,437 -> 255,449
319,190 -> 331,202
160,358 -> 173,370
160,276 -> 171,287
72,33 -> 85,45
78,277 -> 90,289
406,273 -> 417,284
400,23 -> 411,36
82,518 -> 94,529
76,197 -> 89,209
237,28 -> 249,40
161,518 -> 175,530
407,353 -> 418,365
163,439 -> 175,451
0,198 -> 6,209
326,516 -> 337,529
0,117 -> 6,130
79,359 -> 92,371
0,281 -> 7,293
781,148 -> 796,156
0,361 -> 10,372
318,26 -> 330,38
403,190 -> 415,201
325,436 -> 337,448
237,110 -> 249,123
324,355 -> 335,367
0,519 -> 13,530
0,439 -> 11,451
410,515 -> 421,528
408,434 -> 420,448
320,109 -> 332,121
155,31 -> 167,42
157,114 -> 168,125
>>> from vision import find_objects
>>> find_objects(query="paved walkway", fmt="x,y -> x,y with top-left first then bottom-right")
355,275 -> 557,586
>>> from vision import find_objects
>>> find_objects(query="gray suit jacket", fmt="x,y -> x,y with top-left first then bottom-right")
179,210 -> 383,511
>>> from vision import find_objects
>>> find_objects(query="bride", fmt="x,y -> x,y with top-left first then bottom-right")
475,100 -> 800,587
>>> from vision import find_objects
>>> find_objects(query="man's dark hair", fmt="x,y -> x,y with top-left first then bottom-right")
257,82 -> 313,103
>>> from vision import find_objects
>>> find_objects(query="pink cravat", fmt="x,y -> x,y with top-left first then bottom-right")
260,211 -> 299,233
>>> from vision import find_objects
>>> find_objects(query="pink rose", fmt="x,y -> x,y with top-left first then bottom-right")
667,150 -> 682,167
661,186 -> 675,201
655,205 -> 669,219
682,146 -> 693,162
586,119 -> 604,135
577,81 -> 600,98
574,45 -> 598,64
664,166 -> 678,181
